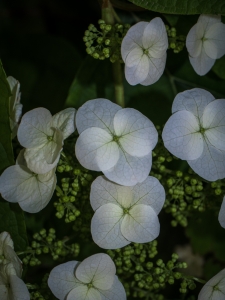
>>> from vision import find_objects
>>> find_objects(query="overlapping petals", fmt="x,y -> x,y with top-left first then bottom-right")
121,17 -> 168,86
162,88 -> 225,181
75,99 -> 158,186
0,151 -> 56,213
198,268 -> 225,300
17,107 -> 76,174
90,176 -> 165,249
186,14 -> 225,75
48,253 -> 126,300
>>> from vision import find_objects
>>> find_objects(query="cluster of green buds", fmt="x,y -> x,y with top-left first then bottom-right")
166,25 -> 186,53
21,228 -> 80,265
28,273 -> 51,300
83,20 -> 130,63
211,180 -> 225,196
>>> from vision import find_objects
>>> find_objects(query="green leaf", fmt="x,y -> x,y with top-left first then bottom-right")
0,200 -> 28,251
0,61 -> 14,172
212,56 -> 225,80
128,0 -> 225,15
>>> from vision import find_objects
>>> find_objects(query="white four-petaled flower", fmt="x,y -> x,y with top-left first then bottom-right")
7,76 -> 23,138
186,14 -> 225,76
0,150 -> 57,213
90,176 -> 165,249
75,99 -> 158,186
121,17 -> 168,86
162,88 -> 225,181
198,268 -> 225,300
17,107 -> 76,174
48,253 -> 126,300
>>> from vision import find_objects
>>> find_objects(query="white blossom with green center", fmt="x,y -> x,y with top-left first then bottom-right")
162,88 -> 225,181
121,17 -> 168,86
0,150 -> 56,213
75,99 -> 158,186
48,253 -> 126,300
90,176 -> 165,249
17,107 -> 76,174
186,14 -> 225,76
7,76 -> 23,139
0,263 -> 30,300
198,268 -> 225,299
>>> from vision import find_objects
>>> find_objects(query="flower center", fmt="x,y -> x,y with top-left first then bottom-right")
87,282 -> 93,289
123,207 -> 130,214
47,135 -> 53,141
112,135 -> 119,142
143,48 -> 149,55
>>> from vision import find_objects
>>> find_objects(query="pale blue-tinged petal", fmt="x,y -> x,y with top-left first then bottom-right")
17,107 -> 52,148
204,23 -> 225,59
162,111 -> 203,160
90,176 -> 132,211
104,149 -> 152,186
75,127 -> 119,172
100,276 -> 127,300
52,108 -> 76,139
76,99 -> 121,134
67,285 -> 101,300
75,254 -> 115,290
172,88 -> 215,122
121,21 -> 148,62
131,176 -> 165,214
186,23 -> 204,57
121,204 -> 160,243
219,196 -> 225,229
8,275 -> 30,300
125,47 -> 143,67
91,203 -> 130,249
189,48 -> 215,76
48,261 -> 80,300
125,54 -> 149,85
203,99 -> 225,151
198,14 -> 221,32
142,17 -> 168,58
114,108 -> 158,157
188,139 -> 225,181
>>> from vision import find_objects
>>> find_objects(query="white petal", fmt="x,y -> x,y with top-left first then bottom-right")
131,176 -> 165,214
219,196 -> 225,229
125,55 -> 149,85
172,88 -> 215,122
48,261 -> 80,300
4,246 -> 22,278
203,99 -> 225,151
125,47 -> 143,67
204,23 -> 225,59
189,48 -> 215,76
17,107 -> 52,148
198,14 -> 221,31
76,99 -> 121,134
0,232 -> 14,250
16,149 -> 27,166
52,108 -> 76,139
67,286 -> 101,300
91,203 -> 130,249
100,276 -> 126,300
186,23 -> 204,57
140,53 -> 167,86
90,176 -> 133,211
121,21 -> 148,62
162,111 -> 203,160
8,275 -> 30,300
188,139 -> 225,181
75,128 -> 119,172
142,17 -> 168,58
104,149 -> 152,186
114,108 -> 158,157
75,254 -> 116,290
121,204 -> 159,243
0,165 -> 56,213
0,285 -> 8,300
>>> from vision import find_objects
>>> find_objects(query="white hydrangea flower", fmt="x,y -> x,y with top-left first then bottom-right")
162,88 -> 225,181
186,14 -> 225,76
121,17 -> 168,86
48,253 -> 126,300
0,232 -> 22,277
0,263 -> 30,300
198,268 -> 225,300
0,150 -> 56,213
7,76 -> 23,138
218,196 -> 225,229
90,176 -> 165,249
17,107 -> 76,174
75,99 -> 158,186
